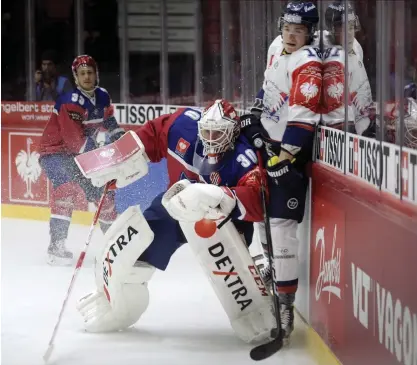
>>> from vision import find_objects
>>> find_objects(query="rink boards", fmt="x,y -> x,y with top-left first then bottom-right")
2,101 -> 417,365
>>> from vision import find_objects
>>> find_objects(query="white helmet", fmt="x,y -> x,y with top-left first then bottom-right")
198,99 -> 240,157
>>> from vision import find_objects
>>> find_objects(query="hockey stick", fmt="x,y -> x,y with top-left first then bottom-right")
43,181 -> 112,363
249,151 -> 283,361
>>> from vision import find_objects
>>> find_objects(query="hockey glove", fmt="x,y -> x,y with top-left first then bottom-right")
250,97 -> 264,116
102,105 -> 126,143
240,114 -> 264,149
162,180 -> 236,222
108,128 -> 126,143
266,155 -> 301,188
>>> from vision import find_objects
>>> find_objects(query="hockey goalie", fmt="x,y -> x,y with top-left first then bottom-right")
74,100 -> 277,344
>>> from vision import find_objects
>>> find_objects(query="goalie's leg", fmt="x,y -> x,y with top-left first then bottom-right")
179,218 -> 276,344
77,193 -> 186,332
77,205 -> 156,332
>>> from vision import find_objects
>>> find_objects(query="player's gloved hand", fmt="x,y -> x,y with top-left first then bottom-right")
108,129 -> 125,143
266,155 -> 301,188
102,105 -> 126,143
239,114 -> 264,149
162,180 -> 236,222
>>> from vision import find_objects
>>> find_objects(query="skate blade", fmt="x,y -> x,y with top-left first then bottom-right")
47,254 -> 73,266
283,336 -> 291,347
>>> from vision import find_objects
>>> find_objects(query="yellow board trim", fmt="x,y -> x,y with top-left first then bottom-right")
306,326 -> 341,365
1,204 -> 93,225
295,310 -> 341,365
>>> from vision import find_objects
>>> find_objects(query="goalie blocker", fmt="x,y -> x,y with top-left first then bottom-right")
75,133 -> 276,343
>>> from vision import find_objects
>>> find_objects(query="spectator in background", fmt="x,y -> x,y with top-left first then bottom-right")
35,50 -> 72,101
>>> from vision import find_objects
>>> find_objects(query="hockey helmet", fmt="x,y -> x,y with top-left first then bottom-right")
325,1 -> 361,35
278,1 -> 319,41
71,55 -> 99,90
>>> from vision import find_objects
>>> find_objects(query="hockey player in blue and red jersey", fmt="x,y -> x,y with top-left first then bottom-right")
39,55 -> 124,265
73,99 -> 278,345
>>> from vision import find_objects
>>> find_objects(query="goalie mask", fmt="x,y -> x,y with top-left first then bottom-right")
194,99 -> 240,175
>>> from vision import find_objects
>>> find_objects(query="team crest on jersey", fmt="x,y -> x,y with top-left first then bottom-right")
175,138 -> 190,157
210,171 -> 221,185
327,82 -> 344,103
300,81 -> 320,103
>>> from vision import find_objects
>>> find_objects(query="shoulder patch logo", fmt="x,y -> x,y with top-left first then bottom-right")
175,138 -> 190,157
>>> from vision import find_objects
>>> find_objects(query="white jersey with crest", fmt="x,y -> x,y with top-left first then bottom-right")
260,35 -> 322,154
317,31 -> 373,135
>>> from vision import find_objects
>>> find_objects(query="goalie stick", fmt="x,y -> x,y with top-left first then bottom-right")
43,181 -> 112,363
249,150 -> 283,361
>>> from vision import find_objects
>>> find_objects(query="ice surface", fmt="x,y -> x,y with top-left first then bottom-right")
1,218 -> 317,365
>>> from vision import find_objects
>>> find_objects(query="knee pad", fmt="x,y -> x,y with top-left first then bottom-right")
77,205 -> 155,332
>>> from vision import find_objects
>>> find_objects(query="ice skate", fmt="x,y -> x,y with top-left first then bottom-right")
47,239 -> 73,266
279,293 -> 295,342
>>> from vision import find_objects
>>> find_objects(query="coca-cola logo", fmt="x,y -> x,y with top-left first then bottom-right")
315,224 -> 342,304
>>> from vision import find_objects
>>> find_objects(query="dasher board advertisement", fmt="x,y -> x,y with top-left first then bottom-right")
315,126 -> 417,205
310,164 -> 417,365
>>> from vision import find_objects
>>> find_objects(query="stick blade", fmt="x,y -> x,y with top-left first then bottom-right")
43,344 -> 54,364
249,336 -> 284,361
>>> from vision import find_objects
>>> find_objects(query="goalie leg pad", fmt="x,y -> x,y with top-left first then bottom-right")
180,219 -> 276,344
77,205 -> 155,332
77,262 -> 155,332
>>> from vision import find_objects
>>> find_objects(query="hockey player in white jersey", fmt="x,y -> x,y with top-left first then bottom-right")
239,2 -> 322,340
321,1 -> 376,136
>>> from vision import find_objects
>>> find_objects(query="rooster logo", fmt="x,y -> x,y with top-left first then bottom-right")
327,82 -> 344,103
15,137 -> 42,199
300,80 -> 319,102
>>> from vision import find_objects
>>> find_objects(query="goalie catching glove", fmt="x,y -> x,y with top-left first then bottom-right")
162,180 -> 237,222
74,130 -> 149,189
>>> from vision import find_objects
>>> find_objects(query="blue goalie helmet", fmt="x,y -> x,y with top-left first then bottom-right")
278,1 -> 319,40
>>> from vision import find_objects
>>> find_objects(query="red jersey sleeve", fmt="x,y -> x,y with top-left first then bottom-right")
134,108 -> 185,163
230,167 -> 264,222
